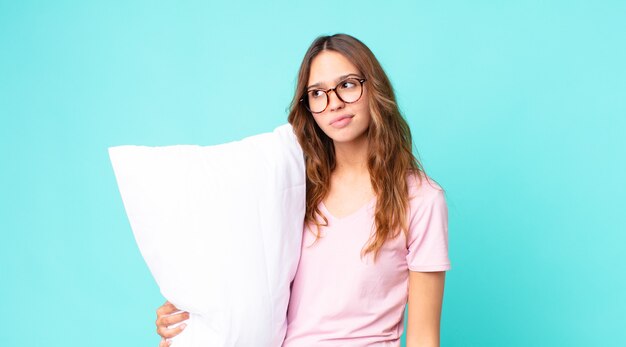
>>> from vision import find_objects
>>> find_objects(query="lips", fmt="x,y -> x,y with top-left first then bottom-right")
329,114 -> 354,126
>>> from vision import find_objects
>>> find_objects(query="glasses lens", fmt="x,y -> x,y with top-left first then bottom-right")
336,78 -> 363,103
306,78 -> 363,113
307,90 -> 327,113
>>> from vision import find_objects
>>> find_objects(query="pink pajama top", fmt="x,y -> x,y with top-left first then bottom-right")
282,173 -> 451,347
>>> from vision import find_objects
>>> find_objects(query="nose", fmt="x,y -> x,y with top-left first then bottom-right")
327,89 -> 344,112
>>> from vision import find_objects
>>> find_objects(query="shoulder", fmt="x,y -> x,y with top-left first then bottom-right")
403,171 -> 450,270
404,171 -> 447,221
406,171 -> 444,203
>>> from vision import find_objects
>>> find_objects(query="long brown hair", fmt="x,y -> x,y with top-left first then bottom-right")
287,33 -> 427,260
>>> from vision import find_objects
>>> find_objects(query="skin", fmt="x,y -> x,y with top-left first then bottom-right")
156,302 -> 188,346
155,50 -> 446,347
306,50 -> 374,215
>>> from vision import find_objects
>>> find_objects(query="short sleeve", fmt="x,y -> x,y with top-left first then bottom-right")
406,186 -> 451,272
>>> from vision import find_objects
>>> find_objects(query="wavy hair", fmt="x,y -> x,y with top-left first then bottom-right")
287,33 -> 427,260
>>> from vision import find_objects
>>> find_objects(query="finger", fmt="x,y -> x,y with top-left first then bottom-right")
158,311 -> 190,327
156,302 -> 173,316
158,338 -> 168,347
156,301 -> 181,316
157,322 -> 187,339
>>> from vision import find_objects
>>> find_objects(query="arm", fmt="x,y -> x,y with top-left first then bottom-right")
405,271 -> 446,347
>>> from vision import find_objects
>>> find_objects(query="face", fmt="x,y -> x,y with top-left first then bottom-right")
306,50 -> 371,145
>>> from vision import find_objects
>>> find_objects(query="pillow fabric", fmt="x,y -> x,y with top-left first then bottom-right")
109,123 -> 305,346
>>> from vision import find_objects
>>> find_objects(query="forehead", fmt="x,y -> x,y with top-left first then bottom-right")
308,50 -> 360,87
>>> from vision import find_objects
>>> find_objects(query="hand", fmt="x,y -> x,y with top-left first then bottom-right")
156,301 -> 190,346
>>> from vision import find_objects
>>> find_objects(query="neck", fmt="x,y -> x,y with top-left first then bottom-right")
332,134 -> 369,176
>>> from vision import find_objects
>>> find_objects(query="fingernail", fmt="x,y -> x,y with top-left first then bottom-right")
180,323 -> 187,330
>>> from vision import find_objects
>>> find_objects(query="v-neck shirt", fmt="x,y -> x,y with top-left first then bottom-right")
320,195 -> 377,221
283,173 -> 451,347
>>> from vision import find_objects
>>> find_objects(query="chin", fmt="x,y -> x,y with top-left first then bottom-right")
327,129 -> 368,145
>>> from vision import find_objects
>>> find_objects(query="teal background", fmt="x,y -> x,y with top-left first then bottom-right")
1,1 -> 624,346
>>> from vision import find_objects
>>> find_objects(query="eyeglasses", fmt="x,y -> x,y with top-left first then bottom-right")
300,77 -> 367,114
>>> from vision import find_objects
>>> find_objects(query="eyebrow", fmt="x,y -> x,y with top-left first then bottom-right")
307,73 -> 361,90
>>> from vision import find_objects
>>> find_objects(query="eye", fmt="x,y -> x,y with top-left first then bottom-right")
339,79 -> 357,89
309,90 -> 324,98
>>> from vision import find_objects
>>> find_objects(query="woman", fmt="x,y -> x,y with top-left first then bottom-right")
156,33 -> 450,347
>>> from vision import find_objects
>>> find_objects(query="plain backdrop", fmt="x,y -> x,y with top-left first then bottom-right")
1,1 -> 625,346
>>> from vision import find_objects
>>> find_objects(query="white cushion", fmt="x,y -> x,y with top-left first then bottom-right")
109,123 -> 305,346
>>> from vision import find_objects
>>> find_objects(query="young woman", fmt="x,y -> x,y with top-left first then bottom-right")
156,33 -> 450,347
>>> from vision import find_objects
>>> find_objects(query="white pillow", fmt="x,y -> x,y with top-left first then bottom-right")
109,123 -> 305,347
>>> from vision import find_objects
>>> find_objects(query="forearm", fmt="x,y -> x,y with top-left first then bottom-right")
406,335 -> 439,347
406,271 -> 445,347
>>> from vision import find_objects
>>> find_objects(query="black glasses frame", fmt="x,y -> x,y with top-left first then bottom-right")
300,77 -> 367,114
